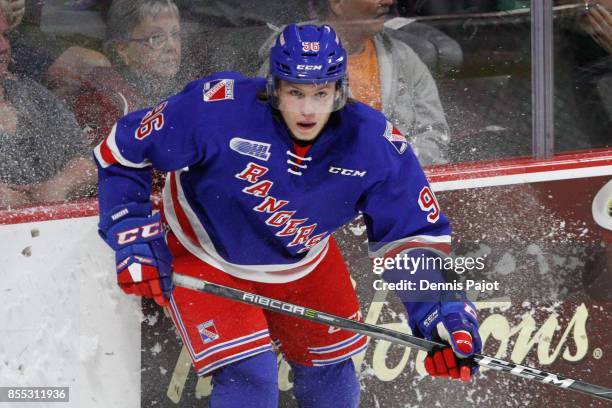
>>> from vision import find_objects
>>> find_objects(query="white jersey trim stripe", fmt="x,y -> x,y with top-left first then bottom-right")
168,295 -> 199,361
196,344 -> 273,376
93,144 -> 112,168
169,296 -> 271,364
192,329 -> 270,362
308,333 -> 365,354
368,235 -> 451,258
163,170 -> 331,283
105,123 -> 151,169
311,341 -> 369,366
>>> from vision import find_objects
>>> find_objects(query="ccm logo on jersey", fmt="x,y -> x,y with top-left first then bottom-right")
297,65 -> 322,71
115,221 -> 162,245
203,79 -> 234,102
135,101 -> 167,140
328,166 -> 366,177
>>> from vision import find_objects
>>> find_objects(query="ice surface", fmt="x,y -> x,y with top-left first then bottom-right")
0,217 -> 142,408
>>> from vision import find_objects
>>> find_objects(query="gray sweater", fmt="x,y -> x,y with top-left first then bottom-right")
0,76 -> 89,185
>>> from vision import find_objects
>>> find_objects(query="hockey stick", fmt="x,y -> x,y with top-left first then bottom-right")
173,273 -> 612,402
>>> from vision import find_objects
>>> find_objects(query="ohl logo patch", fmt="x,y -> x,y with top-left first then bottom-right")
197,320 -> 220,344
230,137 -> 271,161
203,79 -> 234,102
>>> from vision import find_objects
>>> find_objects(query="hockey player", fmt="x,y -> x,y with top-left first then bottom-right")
95,24 -> 481,407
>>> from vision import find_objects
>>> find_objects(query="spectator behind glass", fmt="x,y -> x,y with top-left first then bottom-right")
0,2 -> 95,209
581,0 -> 612,53
576,1 -> 612,148
73,0 -> 182,147
259,0 -> 450,165
4,0 -> 55,84
553,0 -> 612,150
3,0 -> 22,29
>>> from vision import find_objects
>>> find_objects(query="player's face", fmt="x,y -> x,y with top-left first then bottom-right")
0,11 -> 11,77
277,80 -> 336,142
118,10 -> 181,78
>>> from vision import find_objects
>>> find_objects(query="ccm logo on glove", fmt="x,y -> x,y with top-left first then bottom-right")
451,330 -> 474,355
116,221 -> 163,245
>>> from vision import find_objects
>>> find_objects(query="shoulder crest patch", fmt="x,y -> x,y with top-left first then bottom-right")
383,121 -> 408,155
203,79 -> 234,102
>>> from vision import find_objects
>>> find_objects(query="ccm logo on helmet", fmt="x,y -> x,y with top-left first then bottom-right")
297,64 -> 322,71
116,221 -> 162,245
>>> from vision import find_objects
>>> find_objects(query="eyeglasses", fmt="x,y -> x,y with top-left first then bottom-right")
130,30 -> 181,50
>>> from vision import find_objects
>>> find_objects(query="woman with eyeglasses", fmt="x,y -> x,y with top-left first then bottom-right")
73,0 -> 183,149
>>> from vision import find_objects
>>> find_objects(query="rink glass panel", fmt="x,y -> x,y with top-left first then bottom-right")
413,6 -> 534,163
552,0 -> 612,153
0,1 -> 610,408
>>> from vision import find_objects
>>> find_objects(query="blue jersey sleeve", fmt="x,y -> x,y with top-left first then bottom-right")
357,121 -> 452,328
359,136 -> 451,258
94,83 -> 205,216
94,73 -> 247,217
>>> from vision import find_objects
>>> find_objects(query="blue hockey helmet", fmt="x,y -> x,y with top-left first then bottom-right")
267,24 -> 349,111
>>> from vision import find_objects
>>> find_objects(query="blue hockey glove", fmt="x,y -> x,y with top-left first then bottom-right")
414,300 -> 481,382
98,202 -> 174,307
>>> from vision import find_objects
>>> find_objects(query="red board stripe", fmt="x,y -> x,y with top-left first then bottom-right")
1,148 -> 610,226
426,148 -> 612,183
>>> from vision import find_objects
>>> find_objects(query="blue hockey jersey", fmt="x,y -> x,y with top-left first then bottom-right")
94,72 -> 451,283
